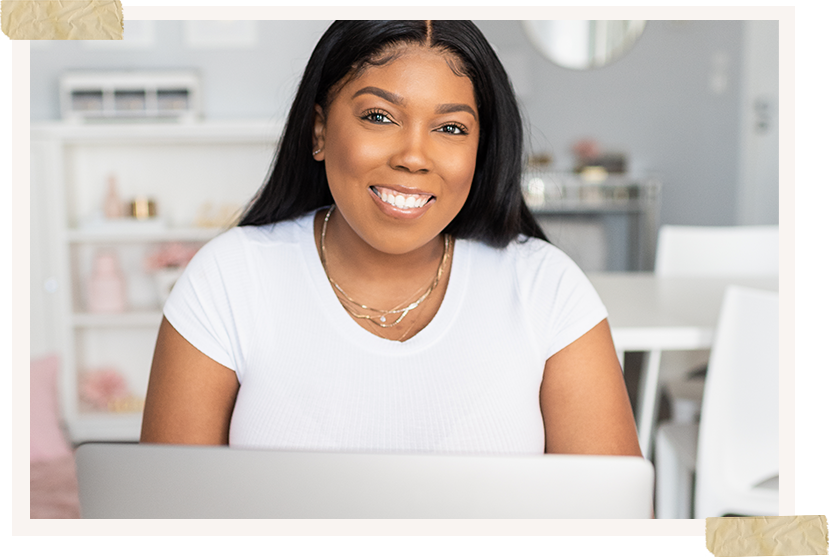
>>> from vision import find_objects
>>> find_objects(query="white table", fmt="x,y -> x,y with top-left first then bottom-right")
587,273 -> 778,458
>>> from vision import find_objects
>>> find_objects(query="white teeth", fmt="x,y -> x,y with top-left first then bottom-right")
375,187 -> 430,210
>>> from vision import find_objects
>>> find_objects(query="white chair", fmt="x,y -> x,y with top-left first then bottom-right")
655,421 -> 698,518
657,225 -> 779,423
654,225 -> 779,278
655,286 -> 779,518
636,225 -> 778,458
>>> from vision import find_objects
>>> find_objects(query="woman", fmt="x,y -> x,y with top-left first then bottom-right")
140,20 -> 641,457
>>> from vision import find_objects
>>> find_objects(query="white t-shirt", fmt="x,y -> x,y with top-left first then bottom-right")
163,210 -> 607,454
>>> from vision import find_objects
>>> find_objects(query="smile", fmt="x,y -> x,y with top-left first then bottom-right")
370,186 -> 434,210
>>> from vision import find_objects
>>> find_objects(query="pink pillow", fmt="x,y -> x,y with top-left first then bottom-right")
30,354 -> 72,462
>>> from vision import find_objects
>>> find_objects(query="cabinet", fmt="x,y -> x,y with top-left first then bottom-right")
523,171 -> 661,272
31,120 -> 281,442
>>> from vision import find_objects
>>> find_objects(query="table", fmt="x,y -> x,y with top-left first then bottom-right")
587,273 -> 779,458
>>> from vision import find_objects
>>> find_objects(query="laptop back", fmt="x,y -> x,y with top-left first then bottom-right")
76,443 -> 653,518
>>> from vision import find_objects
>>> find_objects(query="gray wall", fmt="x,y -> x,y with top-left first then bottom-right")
30,20 -> 763,227
477,20 -> 744,227
30,20 -> 332,122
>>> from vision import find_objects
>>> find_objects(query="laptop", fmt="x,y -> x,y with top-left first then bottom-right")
75,443 -> 654,519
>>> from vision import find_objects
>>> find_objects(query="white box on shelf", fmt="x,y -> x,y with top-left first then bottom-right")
60,71 -> 202,123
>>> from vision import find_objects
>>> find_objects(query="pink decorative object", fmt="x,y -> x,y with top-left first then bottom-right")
30,354 -> 72,463
87,250 -> 127,313
572,138 -> 601,163
30,455 -> 81,518
153,266 -> 185,304
144,242 -> 199,272
79,368 -> 129,411
103,174 -> 124,218
145,243 -> 198,305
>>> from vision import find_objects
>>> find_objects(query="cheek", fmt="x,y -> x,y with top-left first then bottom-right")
443,148 -> 478,195
328,131 -> 386,180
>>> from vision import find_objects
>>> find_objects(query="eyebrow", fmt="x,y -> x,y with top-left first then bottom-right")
352,86 -> 404,105
352,87 -> 478,122
436,103 -> 478,122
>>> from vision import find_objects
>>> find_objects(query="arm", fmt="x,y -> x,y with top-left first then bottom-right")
540,318 -> 642,456
140,317 -> 240,445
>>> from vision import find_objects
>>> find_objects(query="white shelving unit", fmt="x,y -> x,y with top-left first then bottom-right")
31,120 -> 282,443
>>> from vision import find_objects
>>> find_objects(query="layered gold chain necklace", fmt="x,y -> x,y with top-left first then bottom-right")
319,205 -> 452,331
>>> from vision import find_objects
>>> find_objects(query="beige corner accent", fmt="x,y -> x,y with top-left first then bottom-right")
1,0 -> 123,40
707,515 -> 828,556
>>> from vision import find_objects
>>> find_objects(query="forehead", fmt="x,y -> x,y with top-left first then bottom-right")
333,45 -> 476,106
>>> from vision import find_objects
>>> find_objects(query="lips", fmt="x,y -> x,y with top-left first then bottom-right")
369,185 -> 435,219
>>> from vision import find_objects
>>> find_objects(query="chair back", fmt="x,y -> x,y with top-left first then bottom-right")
655,225 -> 778,276
694,286 -> 778,518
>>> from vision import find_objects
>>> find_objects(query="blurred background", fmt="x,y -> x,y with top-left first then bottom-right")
28,20 -> 779,519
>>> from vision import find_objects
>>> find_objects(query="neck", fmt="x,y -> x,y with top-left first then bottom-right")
316,207 -> 446,285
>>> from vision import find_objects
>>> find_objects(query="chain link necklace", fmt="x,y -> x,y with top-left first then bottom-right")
319,205 -> 452,329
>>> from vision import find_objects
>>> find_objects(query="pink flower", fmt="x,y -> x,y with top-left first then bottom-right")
80,368 -> 129,410
572,139 -> 601,162
144,243 -> 199,271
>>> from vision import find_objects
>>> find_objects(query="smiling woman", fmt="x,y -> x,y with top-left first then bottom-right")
139,21 -> 642,459
315,46 -> 478,255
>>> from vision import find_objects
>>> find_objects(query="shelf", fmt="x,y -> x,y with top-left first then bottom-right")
530,200 -> 647,215
68,413 -> 143,443
73,311 -> 163,328
35,119 -> 278,443
31,119 -> 283,144
67,226 -> 224,243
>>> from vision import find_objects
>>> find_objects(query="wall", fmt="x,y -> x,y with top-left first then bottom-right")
477,20 -> 748,227
30,20 -> 774,229
736,20 -> 780,225
30,20 -> 332,122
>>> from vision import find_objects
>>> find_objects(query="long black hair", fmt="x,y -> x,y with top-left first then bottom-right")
238,20 -> 548,248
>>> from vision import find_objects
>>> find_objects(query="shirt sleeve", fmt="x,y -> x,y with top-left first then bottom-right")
517,239 -> 609,360
162,229 -> 248,381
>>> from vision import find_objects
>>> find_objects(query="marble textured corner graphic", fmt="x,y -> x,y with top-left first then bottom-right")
707,515 -> 828,557
2,0 -> 123,40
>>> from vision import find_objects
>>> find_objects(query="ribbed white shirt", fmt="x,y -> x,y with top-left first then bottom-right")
163,211 -> 607,454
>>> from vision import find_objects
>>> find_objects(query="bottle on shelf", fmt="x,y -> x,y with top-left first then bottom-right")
86,249 -> 128,313
103,174 -> 125,219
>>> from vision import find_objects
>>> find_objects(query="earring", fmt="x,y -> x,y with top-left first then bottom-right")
313,148 -> 322,156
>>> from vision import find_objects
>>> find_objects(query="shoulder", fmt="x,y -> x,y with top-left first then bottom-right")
507,235 -> 575,266
165,213 -> 315,332
178,213 -> 315,291
487,237 -> 607,359
463,235 -> 601,313
196,212 -> 314,261
467,235 -> 583,282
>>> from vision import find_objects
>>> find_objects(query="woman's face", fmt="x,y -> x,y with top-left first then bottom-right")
314,45 -> 480,256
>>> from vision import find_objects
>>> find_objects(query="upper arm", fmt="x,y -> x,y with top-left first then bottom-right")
140,316 -> 240,445
540,319 -> 641,456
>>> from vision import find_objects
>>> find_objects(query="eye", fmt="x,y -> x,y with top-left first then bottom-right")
437,122 -> 468,136
361,110 -> 394,124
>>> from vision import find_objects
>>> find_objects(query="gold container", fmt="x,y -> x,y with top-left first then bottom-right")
129,196 -> 157,220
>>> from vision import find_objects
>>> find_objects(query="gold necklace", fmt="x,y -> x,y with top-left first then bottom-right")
319,205 -> 452,328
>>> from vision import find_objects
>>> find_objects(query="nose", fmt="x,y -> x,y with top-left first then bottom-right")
389,128 -> 432,174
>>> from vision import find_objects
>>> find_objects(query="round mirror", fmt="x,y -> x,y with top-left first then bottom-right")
522,20 -> 646,70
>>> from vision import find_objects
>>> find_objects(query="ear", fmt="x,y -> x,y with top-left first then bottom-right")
313,104 -> 325,160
